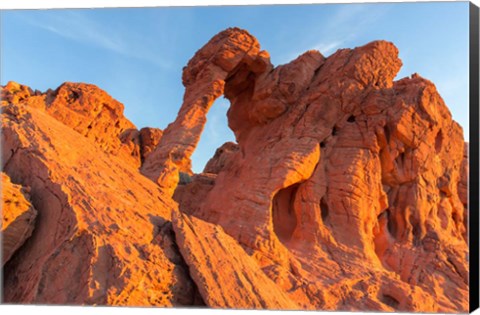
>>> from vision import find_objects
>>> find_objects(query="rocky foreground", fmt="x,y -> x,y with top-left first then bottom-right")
1,28 -> 469,312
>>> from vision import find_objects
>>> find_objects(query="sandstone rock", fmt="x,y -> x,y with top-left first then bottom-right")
117,127 -> 163,164
172,142 -> 240,213
139,127 -> 164,160
1,173 -> 37,265
171,210 -> 298,309
173,173 -> 216,216
1,82 -> 144,167
1,82 -> 34,104
141,28 -> 270,195
1,101 -> 199,306
203,142 -> 239,174
159,28 -> 468,312
0,27 -> 470,313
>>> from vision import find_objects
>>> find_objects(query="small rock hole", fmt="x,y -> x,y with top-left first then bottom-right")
320,197 -> 329,222
386,209 -> 397,238
435,130 -> 443,153
347,115 -> 356,123
70,91 -> 80,100
381,294 -> 400,308
384,125 -> 391,142
332,126 -> 338,136
272,184 -> 300,243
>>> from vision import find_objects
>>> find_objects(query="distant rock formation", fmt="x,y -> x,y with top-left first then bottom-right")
1,27 -> 469,312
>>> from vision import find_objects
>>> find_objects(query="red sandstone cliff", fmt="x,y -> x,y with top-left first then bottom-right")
1,28 -> 470,312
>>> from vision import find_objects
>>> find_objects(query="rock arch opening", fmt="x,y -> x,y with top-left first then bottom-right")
140,28 -> 267,196
190,98 -> 236,174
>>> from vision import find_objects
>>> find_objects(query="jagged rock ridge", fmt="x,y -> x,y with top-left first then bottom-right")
1,27 -> 469,312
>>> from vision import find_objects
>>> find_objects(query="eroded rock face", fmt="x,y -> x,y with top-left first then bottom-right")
138,127 -> 164,160
1,100 -> 198,306
203,142 -> 239,174
141,28 -> 271,196
173,173 -> 216,217
1,27 -> 470,313
1,81 -> 156,168
1,173 -> 37,266
156,28 -> 468,312
172,210 -> 299,309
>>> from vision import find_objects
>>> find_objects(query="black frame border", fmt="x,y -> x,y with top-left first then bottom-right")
470,1 -> 479,313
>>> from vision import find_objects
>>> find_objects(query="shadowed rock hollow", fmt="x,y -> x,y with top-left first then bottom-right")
1,27 -> 469,312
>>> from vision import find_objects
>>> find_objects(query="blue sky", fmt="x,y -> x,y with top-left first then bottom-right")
1,2 -> 470,173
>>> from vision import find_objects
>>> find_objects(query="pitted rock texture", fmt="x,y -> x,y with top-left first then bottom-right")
152,28 -> 469,312
1,27 -> 470,312
1,173 -> 37,266
1,100 -> 198,306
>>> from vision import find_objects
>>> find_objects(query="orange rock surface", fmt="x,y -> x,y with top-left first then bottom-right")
141,28 -> 270,196
145,28 -> 468,312
172,210 -> 298,309
1,27 -> 470,312
1,81 -> 157,168
1,93 -> 199,306
1,173 -> 37,266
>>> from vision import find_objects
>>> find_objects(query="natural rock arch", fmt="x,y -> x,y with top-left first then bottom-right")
1,26 -> 470,312
141,28 -> 271,196
142,27 -> 468,312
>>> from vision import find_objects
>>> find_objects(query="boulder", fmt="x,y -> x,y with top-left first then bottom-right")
172,210 -> 298,309
1,173 -> 37,265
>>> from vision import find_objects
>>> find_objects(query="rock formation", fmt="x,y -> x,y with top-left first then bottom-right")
1,173 -> 37,266
140,28 -> 271,196
1,83 -> 199,306
172,210 -> 299,309
1,27 -> 470,312
1,81 -> 159,168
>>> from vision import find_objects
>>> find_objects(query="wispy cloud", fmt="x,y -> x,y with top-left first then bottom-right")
280,4 -> 390,62
19,11 -> 171,69
206,109 -> 221,143
312,40 -> 345,56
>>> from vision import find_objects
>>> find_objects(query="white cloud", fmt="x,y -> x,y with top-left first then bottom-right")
312,40 -> 344,56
